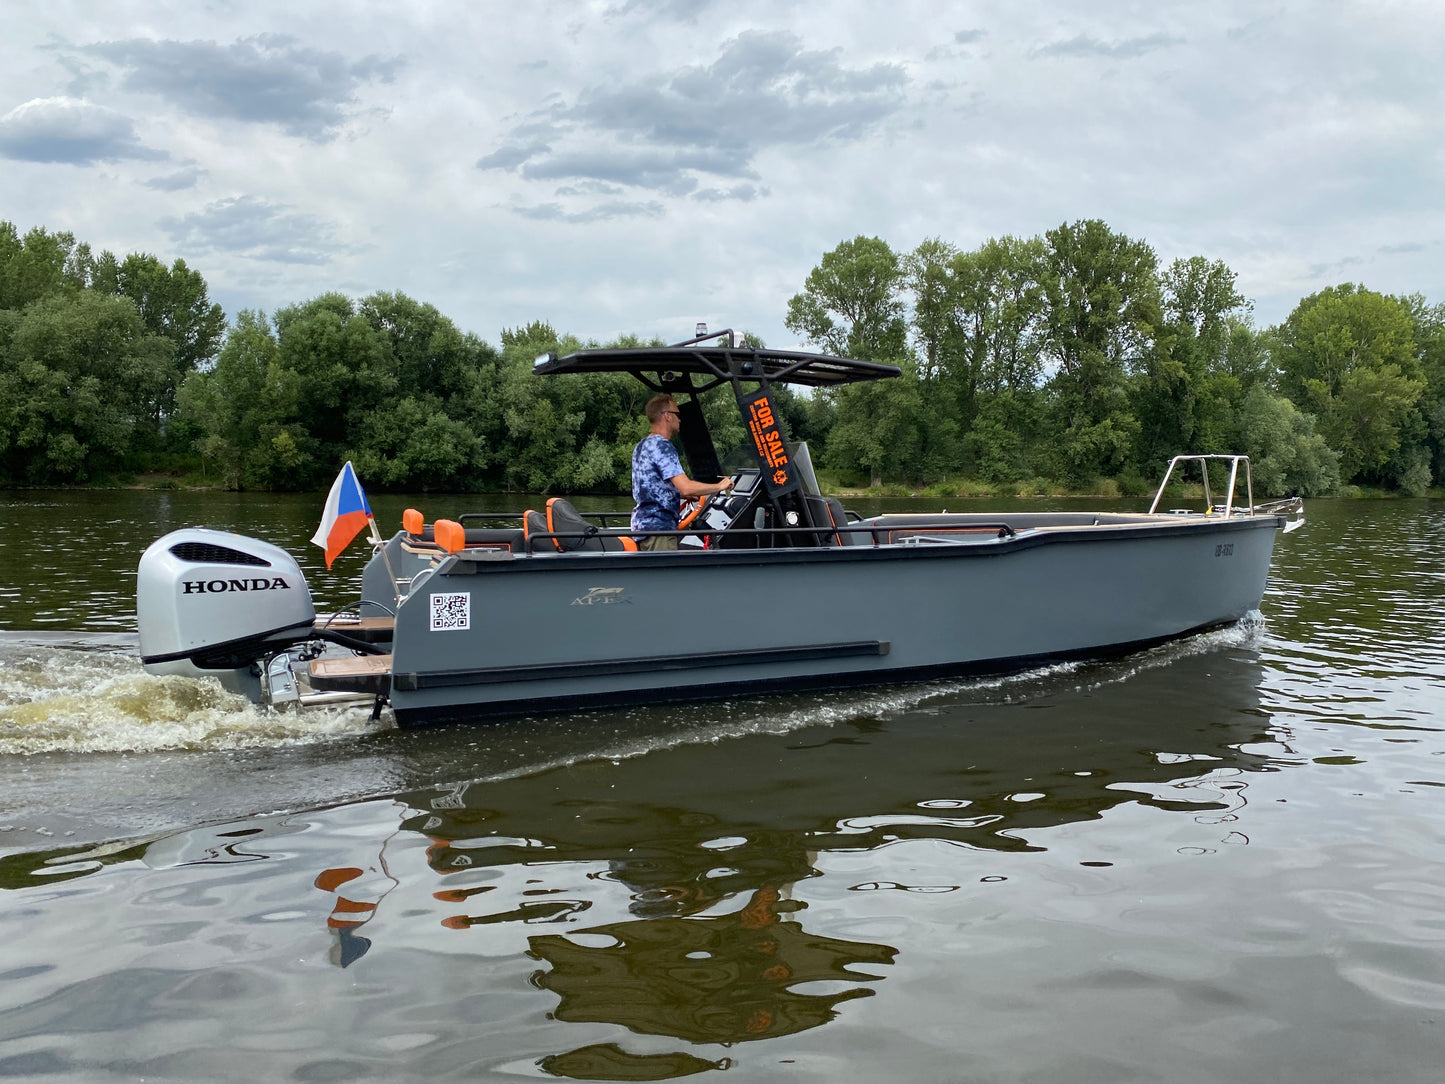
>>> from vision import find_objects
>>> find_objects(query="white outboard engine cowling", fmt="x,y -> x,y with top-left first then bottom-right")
138,529 -> 317,701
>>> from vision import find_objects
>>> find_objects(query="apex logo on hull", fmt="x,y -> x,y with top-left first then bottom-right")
571,587 -> 630,606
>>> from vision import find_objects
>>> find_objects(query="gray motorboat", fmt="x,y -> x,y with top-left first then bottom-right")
136,331 -> 1303,727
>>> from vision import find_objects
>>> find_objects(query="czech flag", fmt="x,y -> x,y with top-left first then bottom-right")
311,461 -> 374,568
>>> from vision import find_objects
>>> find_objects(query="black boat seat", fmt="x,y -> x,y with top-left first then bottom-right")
545,497 -> 635,551
828,497 -> 864,545
546,497 -> 599,551
524,509 -> 553,552
802,495 -> 850,546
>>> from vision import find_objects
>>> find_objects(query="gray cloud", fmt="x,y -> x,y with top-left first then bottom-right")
52,51 -> 110,99
480,30 -> 907,205
1378,242 -> 1427,254
693,183 -> 766,202
145,165 -> 204,191
554,180 -> 626,196
82,35 -> 402,141
159,195 -> 339,264
520,148 -> 752,194
954,29 -> 986,44
514,199 -> 666,224
1034,32 -> 1183,60
1307,255 -> 1365,279
0,96 -> 167,164
606,0 -> 725,24
477,141 -> 552,171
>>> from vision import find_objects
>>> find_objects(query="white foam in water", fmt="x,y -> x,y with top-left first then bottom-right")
456,656 -> 1134,786
726,618 -> 1263,735
0,617 -> 1266,761
482,617 -> 1271,781
1074,612 -> 1266,691
0,644 -> 384,756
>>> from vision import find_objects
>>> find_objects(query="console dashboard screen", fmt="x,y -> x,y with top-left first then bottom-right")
730,469 -> 760,496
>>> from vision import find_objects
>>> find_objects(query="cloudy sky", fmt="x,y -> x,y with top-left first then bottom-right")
2,0 -> 1440,350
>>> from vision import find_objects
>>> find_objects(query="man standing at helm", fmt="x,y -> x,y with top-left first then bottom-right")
631,394 -> 733,550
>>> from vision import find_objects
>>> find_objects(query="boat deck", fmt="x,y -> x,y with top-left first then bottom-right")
310,654 -> 392,694
313,616 -> 395,643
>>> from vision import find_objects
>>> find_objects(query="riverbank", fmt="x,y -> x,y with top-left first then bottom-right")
2,472 -> 1436,501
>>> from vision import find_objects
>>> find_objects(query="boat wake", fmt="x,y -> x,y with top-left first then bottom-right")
0,637 -> 385,756
441,617 -> 1271,787
0,618 -> 1266,761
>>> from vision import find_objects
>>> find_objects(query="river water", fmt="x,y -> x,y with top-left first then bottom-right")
0,491 -> 1441,1082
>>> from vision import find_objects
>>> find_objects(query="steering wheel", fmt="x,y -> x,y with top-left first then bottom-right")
677,494 -> 710,530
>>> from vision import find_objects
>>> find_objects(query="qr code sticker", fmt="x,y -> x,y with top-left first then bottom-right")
430,592 -> 470,631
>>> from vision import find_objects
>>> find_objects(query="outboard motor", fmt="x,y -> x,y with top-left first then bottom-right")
138,529 -> 317,701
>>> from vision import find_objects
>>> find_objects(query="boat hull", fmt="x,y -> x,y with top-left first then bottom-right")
384,514 -> 1281,727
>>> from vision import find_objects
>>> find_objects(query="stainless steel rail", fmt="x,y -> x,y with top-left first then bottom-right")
1149,455 -> 1255,517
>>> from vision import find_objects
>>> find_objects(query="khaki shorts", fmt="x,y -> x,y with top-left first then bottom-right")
636,534 -> 679,551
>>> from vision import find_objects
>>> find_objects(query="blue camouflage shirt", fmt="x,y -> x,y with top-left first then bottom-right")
631,434 -> 685,535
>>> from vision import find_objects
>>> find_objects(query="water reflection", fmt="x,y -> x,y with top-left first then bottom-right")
0,640 -> 1289,1076
4,641 -> 1282,893
538,1044 -> 730,1080
530,885 -> 895,1044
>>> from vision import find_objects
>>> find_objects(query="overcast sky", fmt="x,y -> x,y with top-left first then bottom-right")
2,0 -> 1440,351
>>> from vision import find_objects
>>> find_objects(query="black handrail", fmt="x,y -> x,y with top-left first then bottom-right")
457,510 -> 627,527
512,521 -> 1018,553
457,512 -> 528,525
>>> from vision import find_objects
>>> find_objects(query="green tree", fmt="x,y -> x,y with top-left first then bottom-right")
1132,257 -> 1249,468
1039,220 -> 1160,483
963,390 -> 1042,484
351,396 -> 485,491
494,321 -> 605,492
1405,295 -> 1445,488
971,236 -> 1049,398
90,251 -> 226,443
0,223 -> 96,310
905,235 -> 1047,481
0,292 -> 171,482
182,292 -> 526,492
177,309 -> 311,489
91,252 -> 225,370
785,236 -> 908,361
270,293 -> 395,485
361,291 -> 474,400
825,364 -> 929,486
1272,285 -> 1425,487
904,237 -> 965,385
1231,385 -> 1339,496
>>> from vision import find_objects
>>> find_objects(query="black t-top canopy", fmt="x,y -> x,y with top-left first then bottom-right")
533,345 -> 900,389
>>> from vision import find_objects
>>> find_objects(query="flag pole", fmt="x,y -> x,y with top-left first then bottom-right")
369,516 -> 402,608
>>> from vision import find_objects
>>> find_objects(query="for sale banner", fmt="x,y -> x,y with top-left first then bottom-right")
740,389 -> 799,497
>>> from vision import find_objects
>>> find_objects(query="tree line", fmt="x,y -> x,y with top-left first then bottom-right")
787,227 -> 1443,497
2,218 -> 1441,496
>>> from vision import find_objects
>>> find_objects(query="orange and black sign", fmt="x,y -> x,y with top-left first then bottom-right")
741,389 -> 798,497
